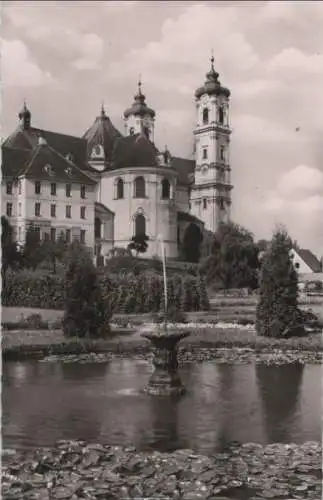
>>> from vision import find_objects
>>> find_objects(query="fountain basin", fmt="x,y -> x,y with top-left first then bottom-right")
141,328 -> 190,396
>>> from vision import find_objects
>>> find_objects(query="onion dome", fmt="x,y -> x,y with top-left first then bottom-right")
111,132 -> 159,169
83,104 -> 123,163
124,80 -> 155,119
195,56 -> 230,99
18,101 -> 31,129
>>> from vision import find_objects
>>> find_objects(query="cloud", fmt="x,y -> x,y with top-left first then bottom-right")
267,48 -> 323,77
107,3 -> 259,87
276,165 -> 323,199
261,165 -> 323,251
3,3 -> 104,71
1,38 -> 54,87
72,33 -> 104,70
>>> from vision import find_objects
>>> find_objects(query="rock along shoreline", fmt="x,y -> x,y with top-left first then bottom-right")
2,440 -> 322,500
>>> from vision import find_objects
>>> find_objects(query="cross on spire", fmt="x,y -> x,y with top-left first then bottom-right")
138,74 -> 142,94
210,48 -> 215,67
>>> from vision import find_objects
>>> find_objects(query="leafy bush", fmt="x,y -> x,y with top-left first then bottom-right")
2,269 -> 210,315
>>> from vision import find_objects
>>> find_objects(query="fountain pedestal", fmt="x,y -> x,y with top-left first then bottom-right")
142,330 -> 190,396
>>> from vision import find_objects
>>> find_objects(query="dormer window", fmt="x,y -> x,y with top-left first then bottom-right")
202,108 -> 209,125
65,166 -> 72,176
44,164 -> 54,176
91,144 -> 104,159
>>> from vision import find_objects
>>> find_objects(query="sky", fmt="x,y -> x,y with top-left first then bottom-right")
1,0 -> 323,257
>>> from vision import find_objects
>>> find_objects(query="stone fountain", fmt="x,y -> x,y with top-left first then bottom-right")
141,235 -> 190,396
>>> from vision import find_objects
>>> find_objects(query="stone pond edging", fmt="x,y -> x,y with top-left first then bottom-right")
2,440 -> 321,500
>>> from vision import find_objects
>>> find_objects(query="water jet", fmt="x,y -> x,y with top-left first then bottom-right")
141,234 -> 190,396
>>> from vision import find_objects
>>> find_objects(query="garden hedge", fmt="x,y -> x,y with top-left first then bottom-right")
2,270 -> 210,314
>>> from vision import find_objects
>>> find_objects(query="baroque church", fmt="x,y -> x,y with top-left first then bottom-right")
1,57 -> 233,262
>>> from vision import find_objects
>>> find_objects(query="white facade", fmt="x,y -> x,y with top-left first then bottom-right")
99,166 -> 178,258
2,60 -> 234,262
191,92 -> 232,232
2,178 -> 96,248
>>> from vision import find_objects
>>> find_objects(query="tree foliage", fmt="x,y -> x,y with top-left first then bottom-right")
201,222 -> 260,289
62,242 -> 111,338
181,223 -> 204,263
1,216 -> 20,275
41,231 -> 68,273
128,234 -> 149,256
21,224 -> 44,270
256,228 -> 302,338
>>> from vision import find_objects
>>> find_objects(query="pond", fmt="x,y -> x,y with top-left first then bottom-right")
2,359 -> 321,454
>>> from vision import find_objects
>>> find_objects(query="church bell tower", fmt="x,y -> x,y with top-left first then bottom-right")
190,55 -> 233,232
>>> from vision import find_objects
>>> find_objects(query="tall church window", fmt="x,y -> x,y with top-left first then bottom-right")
220,146 -> 225,161
135,213 -> 146,236
202,108 -> 209,125
219,106 -> 224,124
161,178 -> 170,199
134,176 -> 146,198
203,198 -> 207,210
219,198 -> 225,210
116,178 -> 124,199
143,126 -> 150,139
202,148 -> 208,160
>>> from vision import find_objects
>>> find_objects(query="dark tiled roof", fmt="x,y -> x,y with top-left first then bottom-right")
2,128 -> 34,151
2,147 -> 33,178
83,108 -> 123,163
3,126 -> 88,166
297,248 -> 322,273
177,211 -> 203,224
18,139 -> 96,184
171,156 -> 195,186
111,133 -> 159,169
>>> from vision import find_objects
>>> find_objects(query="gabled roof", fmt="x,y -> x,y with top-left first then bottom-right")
296,248 -> 322,273
83,107 -> 123,163
16,138 -> 96,184
2,125 -> 88,167
2,147 -> 33,178
111,132 -> 160,169
171,156 -> 195,186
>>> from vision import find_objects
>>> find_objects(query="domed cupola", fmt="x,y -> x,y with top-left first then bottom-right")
83,104 -> 123,171
123,80 -> 155,142
195,56 -> 230,99
18,101 -> 32,130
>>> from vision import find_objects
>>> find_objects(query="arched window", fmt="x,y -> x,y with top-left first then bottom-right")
135,213 -> 146,236
203,198 -> 207,210
219,198 -> 225,210
218,107 -> 224,124
134,176 -> 146,198
161,178 -> 170,199
202,108 -> 209,125
116,178 -> 124,199
95,217 -> 102,239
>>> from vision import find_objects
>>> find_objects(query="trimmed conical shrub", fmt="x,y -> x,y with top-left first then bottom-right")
63,244 -> 111,338
256,228 -> 302,338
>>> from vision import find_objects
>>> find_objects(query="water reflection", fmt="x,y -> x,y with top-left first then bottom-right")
148,395 -> 181,451
2,360 -> 321,453
256,363 -> 304,442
